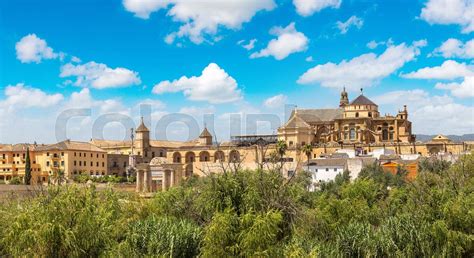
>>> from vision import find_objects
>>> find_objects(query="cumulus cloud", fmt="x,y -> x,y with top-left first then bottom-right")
297,42 -> 424,90
251,23 -> 308,60
15,34 -> 59,63
59,61 -> 141,89
420,0 -> 474,33
402,60 -> 474,80
152,63 -> 242,104
374,89 -> 474,135
0,83 -> 63,109
263,94 -> 288,109
293,0 -> 341,17
336,15 -> 363,34
123,0 -> 276,44
433,38 -> 474,58
435,76 -> 474,98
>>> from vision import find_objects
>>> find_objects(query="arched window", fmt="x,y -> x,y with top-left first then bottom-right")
350,128 -> 356,140
382,129 -> 389,141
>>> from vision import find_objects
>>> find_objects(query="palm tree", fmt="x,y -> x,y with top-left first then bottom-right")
276,140 -> 288,172
301,144 -> 313,171
51,168 -> 66,185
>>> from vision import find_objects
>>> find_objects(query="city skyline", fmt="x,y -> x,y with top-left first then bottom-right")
1,0 -> 473,144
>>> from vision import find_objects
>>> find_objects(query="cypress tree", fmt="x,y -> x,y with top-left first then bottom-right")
24,147 -> 31,185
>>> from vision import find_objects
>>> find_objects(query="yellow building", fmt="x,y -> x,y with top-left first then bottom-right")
0,140 -> 108,184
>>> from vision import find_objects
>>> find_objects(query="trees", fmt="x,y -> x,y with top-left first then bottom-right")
24,147 -> 31,185
0,154 -> 472,257
301,144 -> 313,170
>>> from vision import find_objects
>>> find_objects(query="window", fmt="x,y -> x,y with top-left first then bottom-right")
350,128 -> 356,140
287,170 -> 295,178
334,168 -> 337,172
325,168 -> 329,172
74,152 -> 76,157
102,154 -> 105,158
368,112 -> 372,118
79,161 -> 82,166
160,152 -> 164,157
61,161 -> 64,166
382,129 -> 389,141
90,153 -> 93,157
289,141 -> 293,146
61,152 -> 64,156
152,152 -> 155,158
145,152 -> 148,157
79,153 -> 82,157
47,152 -> 50,156
46,161 -> 50,166
355,112 -> 359,118
96,154 -> 99,158
90,162 -> 93,166
102,162 -> 105,167
74,161 -> 77,166
96,162 -> 99,167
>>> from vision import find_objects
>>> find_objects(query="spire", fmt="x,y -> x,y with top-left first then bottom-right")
136,116 -> 149,132
360,88 -> 364,95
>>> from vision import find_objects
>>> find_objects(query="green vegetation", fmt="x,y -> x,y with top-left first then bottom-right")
73,175 -> 133,184
0,154 -> 473,257
24,147 -> 31,185
8,176 -> 22,185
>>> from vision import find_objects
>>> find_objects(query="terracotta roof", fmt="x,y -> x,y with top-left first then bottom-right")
289,108 -> 343,124
36,140 -> 106,152
349,95 -> 377,106
0,143 -> 41,152
200,127 -> 212,138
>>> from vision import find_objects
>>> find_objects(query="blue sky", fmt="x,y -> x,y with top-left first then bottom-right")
0,0 -> 473,143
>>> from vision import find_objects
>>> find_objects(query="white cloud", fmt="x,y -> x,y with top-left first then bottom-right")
15,34 -> 59,63
263,94 -> 288,109
374,89 -> 474,135
433,38 -> 474,59
336,15 -> 363,34
293,0 -> 341,17
297,42 -> 424,90
435,76 -> 474,98
402,60 -> 474,80
305,56 -> 314,62
250,23 -> 309,60
366,38 -> 394,49
0,83 -> 63,109
238,39 -> 257,50
420,0 -> 474,33
123,0 -> 276,44
60,61 -> 141,89
152,63 -> 242,104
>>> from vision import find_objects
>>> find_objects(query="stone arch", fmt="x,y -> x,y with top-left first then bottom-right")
185,152 -> 196,163
172,152 -> 182,163
315,126 -> 330,143
229,150 -> 240,163
199,151 -> 210,162
214,150 -> 225,162
185,164 -> 193,177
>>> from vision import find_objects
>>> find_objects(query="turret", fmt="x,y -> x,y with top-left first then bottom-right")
198,126 -> 213,146
135,117 -> 150,150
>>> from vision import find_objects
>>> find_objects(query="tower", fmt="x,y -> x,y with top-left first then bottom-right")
340,87 -> 349,107
135,117 -> 150,154
198,125 -> 213,146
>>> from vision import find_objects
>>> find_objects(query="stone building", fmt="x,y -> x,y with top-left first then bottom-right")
278,88 -> 414,148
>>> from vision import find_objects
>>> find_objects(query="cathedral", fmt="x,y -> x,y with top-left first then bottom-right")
278,88 -> 415,148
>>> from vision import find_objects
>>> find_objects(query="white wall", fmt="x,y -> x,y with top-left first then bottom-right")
307,165 -> 344,191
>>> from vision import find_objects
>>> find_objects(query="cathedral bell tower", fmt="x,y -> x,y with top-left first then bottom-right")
135,117 -> 150,156
340,87 -> 349,107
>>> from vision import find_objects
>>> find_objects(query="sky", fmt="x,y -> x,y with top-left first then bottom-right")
0,0 -> 473,144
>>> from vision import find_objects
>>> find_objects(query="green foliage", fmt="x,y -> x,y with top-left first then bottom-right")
114,216 -> 201,257
73,175 -> 128,184
0,154 -> 473,257
419,157 -> 452,174
9,176 -> 22,185
24,148 -> 31,185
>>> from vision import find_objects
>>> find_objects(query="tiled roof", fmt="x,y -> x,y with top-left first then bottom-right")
349,95 -> 377,106
199,127 -> 212,138
289,108 -> 343,124
136,117 -> 149,132
36,140 -> 106,152
306,158 -> 347,167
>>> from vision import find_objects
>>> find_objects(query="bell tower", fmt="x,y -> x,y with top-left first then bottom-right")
135,117 -> 150,154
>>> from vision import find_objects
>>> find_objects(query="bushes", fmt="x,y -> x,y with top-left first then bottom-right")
73,175 -> 129,184
0,154 -> 473,257
8,176 -> 22,185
